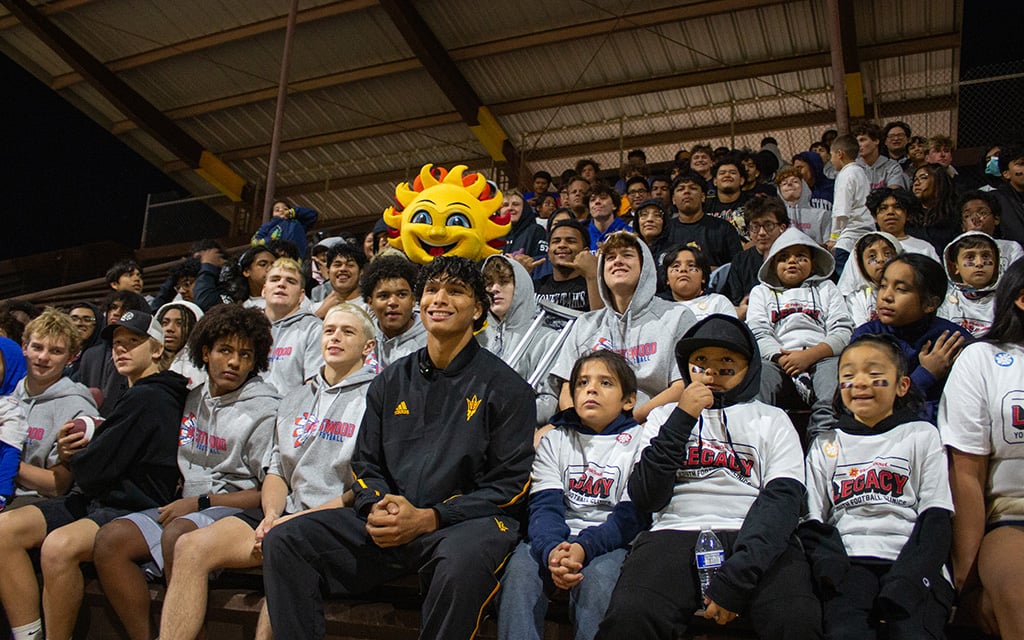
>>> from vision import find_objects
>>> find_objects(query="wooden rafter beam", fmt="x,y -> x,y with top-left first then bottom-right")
377,0 -> 519,183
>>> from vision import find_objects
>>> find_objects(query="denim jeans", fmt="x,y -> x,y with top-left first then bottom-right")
498,540 -> 627,640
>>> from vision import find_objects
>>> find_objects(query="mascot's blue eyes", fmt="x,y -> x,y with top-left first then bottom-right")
411,210 -> 432,225
446,213 -> 471,228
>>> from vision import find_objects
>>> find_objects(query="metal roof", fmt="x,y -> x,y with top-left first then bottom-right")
0,0 -> 962,232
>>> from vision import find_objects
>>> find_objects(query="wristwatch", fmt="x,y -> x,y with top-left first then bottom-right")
197,494 -> 211,510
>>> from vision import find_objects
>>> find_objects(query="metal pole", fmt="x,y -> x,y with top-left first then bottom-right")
262,0 -> 300,223
140,192 -> 152,249
826,0 -> 849,133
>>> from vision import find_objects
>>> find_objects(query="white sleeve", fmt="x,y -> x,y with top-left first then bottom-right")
803,434 -> 835,524
531,428 -> 565,493
821,281 -> 854,355
831,172 -> 851,230
847,291 -> 870,328
761,409 -> 805,485
915,427 -> 955,513
0,397 -> 28,450
745,285 -> 783,358
711,294 -> 738,318
938,345 -> 993,455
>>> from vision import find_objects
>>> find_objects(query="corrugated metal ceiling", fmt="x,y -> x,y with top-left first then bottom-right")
0,0 -> 961,230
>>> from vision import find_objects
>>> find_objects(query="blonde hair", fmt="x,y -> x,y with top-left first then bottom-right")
323,303 -> 376,342
269,257 -> 305,288
23,307 -> 82,355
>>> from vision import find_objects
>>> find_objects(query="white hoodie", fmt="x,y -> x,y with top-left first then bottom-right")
836,231 -> 904,327
748,227 -> 853,359
937,231 -> 1003,337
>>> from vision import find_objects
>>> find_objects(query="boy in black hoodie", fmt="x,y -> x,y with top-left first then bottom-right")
0,311 -> 188,640
597,314 -> 821,639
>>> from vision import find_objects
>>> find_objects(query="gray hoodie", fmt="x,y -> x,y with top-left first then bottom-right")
371,311 -> 427,372
15,376 -> 97,468
478,255 -> 558,381
748,227 -> 852,358
938,231 -> 1003,337
269,366 -> 376,514
264,310 -> 324,395
178,377 -> 279,496
478,255 -> 560,423
784,179 -> 832,245
550,238 -> 697,406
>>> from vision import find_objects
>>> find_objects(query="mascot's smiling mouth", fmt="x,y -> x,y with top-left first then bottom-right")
419,238 -> 457,257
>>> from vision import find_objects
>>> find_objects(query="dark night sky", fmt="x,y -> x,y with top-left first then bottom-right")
0,52 -> 208,259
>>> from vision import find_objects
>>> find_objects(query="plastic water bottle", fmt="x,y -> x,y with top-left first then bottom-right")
695,526 -> 725,600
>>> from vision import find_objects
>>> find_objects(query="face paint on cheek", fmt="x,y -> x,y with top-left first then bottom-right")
872,379 -> 889,387
690,364 -> 736,376
839,381 -> 854,389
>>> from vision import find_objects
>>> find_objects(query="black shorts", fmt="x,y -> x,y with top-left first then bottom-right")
34,493 -> 132,533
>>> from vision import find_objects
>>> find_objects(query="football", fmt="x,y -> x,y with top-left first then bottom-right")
68,416 -> 104,443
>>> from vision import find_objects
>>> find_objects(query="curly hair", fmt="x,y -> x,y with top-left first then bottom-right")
359,254 -> 420,301
414,256 -> 489,331
866,186 -> 921,219
186,305 -> 273,373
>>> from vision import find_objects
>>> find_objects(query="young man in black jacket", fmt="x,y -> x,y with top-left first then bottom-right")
262,256 -> 536,640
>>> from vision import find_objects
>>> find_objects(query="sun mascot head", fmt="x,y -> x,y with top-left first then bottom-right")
382,164 -> 509,264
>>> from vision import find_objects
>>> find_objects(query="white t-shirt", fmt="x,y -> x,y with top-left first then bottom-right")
641,401 -> 804,532
805,420 -> 953,560
532,423 -> 646,536
939,342 -> 1024,524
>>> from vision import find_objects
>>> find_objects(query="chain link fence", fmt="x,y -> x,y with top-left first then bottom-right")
957,59 -> 1024,149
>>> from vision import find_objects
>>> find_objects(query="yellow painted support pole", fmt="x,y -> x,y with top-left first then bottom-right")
845,71 -> 865,118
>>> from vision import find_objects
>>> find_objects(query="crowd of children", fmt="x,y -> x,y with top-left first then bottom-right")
0,128 -> 1023,640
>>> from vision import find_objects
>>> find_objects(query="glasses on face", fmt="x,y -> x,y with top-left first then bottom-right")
748,222 -> 778,235
690,363 -> 736,376
69,314 -> 96,324
627,188 -> 648,196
